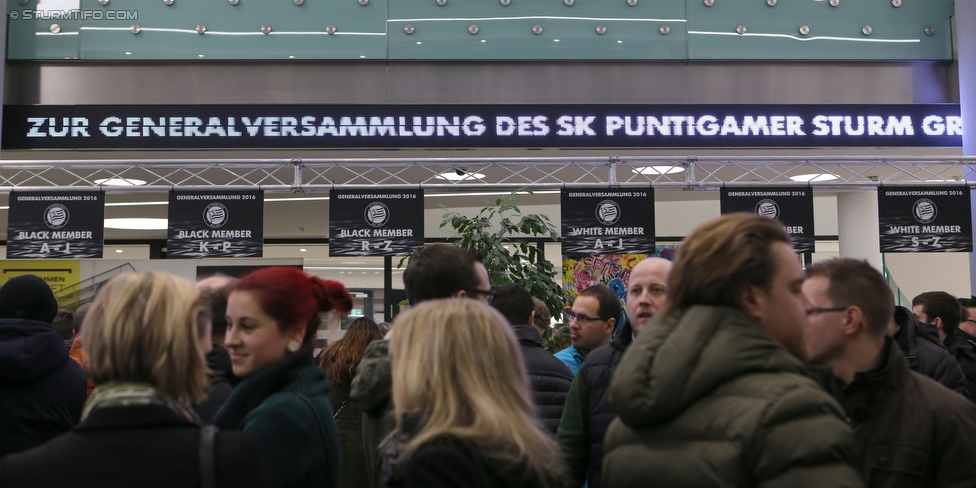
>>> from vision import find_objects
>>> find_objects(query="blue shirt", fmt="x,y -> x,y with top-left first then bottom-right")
554,344 -> 586,376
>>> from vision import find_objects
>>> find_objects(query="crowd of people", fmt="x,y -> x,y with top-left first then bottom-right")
2,212 -> 976,487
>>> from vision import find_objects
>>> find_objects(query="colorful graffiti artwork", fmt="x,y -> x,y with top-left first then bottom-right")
562,245 -> 679,303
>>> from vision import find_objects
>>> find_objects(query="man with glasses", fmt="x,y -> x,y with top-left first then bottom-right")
957,296 -> 976,339
557,257 -> 671,488
913,291 -> 976,401
555,284 -> 620,376
803,259 -> 976,486
350,243 -> 492,488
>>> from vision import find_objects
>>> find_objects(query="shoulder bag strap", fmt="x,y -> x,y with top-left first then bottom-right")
199,425 -> 218,488
295,392 -> 341,488
333,400 -> 349,420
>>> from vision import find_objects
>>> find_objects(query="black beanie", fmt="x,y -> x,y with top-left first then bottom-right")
0,275 -> 59,324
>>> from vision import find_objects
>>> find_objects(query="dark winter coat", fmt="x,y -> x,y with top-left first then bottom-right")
194,343 -> 236,424
215,349 -> 341,488
556,319 -> 635,488
511,325 -> 573,435
387,435 -> 546,488
944,329 -> 976,402
602,306 -> 863,488
0,318 -> 86,457
893,306 -> 970,399
0,403 -> 269,488
329,382 -> 370,488
350,339 -> 395,488
842,337 -> 976,487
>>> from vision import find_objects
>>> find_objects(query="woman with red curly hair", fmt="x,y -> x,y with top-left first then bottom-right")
319,318 -> 384,488
215,267 -> 352,488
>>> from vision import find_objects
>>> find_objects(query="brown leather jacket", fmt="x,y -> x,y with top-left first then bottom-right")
68,334 -> 96,397
843,337 -> 976,487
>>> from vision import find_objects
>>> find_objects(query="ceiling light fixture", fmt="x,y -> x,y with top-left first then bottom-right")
632,166 -> 685,175
790,173 -> 839,182
104,218 -> 168,230
436,170 -> 486,181
94,178 -> 148,186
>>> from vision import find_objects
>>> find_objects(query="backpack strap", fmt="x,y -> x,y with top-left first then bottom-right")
295,392 -> 341,488
199,425 -> 218,488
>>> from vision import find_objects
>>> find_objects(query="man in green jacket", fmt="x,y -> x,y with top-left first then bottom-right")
602,213 -> 863,488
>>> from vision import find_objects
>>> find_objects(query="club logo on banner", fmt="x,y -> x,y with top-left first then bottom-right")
878,186 -> 973,252
6,191 -> 105,259
329,189 -> 424,256
167,190 -> 264,258
561,188 -> 654,256
720,187 -> 815,253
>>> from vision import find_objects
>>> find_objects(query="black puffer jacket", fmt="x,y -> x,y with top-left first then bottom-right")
0,318 -> 87,456
893,306 -> 970,399
944,329 -> 976,403
843,337 -> 976,487
577,320 -> 634,488
512,325 -> 573,435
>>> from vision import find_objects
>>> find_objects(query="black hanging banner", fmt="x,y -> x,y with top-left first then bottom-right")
6,191 -> 105,259
720,187 -> 815,253
878,186 -> 973,252
329,189 -> 424,256
561,188 -> 655,256
167,190 -> 264,258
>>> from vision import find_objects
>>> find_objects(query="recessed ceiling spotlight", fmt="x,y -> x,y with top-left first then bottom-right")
790,173 -> 839,182
104,218 -> 168,230
632,166 -> 685,175
94,178 -> 148,186
436,171 -> 486,181
300,248 -> 307,252
115,249 -> 124,253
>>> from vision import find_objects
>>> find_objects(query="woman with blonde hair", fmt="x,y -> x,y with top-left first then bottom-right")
383,298 -> 567,488
0,272 -> 268,488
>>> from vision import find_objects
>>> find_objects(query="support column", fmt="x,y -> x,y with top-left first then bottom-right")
960,0 -> 976,293
0,0 -> 7,158
837,191 -> 883,271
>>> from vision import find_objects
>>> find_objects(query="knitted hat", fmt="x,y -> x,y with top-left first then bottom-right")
0,275 -> 59,324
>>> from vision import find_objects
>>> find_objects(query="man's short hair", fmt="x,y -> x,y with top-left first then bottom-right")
578,284 -> 622,322
72,303 -> 91,335
958,296 -> 976,310
532,297 -> 551,332
52,309 -> 74,341
491,283 -> 535,326
664,213 -> 791,317
403,244 -> 483,305
913,291 -> 963,336
806,259 -> 894,336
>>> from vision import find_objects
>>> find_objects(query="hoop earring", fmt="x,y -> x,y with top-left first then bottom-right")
287,340 -> 301,353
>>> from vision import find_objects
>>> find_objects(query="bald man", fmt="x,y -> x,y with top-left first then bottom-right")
557,257 -> 673,488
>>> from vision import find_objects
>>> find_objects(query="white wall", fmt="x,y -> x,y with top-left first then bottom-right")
883,253 -> 972,301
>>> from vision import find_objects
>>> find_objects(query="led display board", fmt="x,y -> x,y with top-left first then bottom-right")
2,104 -> 961,149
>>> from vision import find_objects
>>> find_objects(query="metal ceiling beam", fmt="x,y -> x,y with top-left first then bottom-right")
0,155 -> 974,193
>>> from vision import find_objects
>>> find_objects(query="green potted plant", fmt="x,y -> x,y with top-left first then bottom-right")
400,189 -> 570,346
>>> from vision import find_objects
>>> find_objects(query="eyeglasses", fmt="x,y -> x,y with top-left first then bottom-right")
565,310 -> 607,323
808,306 -> 848,316
469,289 -> 496,304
